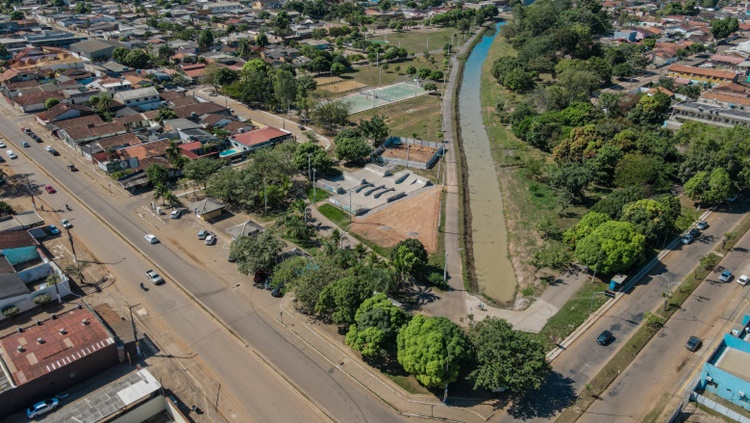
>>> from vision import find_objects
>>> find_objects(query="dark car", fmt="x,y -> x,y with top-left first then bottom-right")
67,164 -> 77,171
686,336 -> 702,352
597,330 -> 613,346
254,270 -> 266,284
271,286 -> 284,297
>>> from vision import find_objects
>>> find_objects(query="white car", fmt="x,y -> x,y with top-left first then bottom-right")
145,234 -> 159,244
170,209 -> 181,219
61,219 -> 72,229
0,141 -> 5,148
739,275 -> 749,286
45,145 -> 53,152
146,269 -> 164,284
7,150 -> 17,159
205,234 -> 216,245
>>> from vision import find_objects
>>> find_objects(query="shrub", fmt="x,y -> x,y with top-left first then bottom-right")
33,294 -> 52,305
2,306 -> 19,317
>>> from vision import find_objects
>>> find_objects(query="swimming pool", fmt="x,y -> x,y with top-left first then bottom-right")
219,149 -> 239,157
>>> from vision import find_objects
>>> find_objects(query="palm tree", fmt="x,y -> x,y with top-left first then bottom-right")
64,262 -> 90,284
165,139 -> 182,163
163,190 -> 180,208
153,183 -> 167,205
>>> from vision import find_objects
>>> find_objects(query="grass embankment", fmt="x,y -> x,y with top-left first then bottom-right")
556,211 -> 750,423
479,32 -> 588,297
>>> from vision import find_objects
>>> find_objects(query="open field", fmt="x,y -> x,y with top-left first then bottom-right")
351,94 -> 443,142
317,78 -> 368,94
381,143 -> 437,163
345,53 -> 446,89
351,188 -> 440,253
368,27 -> 462,56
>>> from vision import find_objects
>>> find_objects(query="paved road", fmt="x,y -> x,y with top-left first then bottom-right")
0,116 -> 408,422
491,204 -> 747,422
580,227 -> 750,422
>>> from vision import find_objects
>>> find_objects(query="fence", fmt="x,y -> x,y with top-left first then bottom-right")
692,392 -> 750,423
375,136 -> 445,169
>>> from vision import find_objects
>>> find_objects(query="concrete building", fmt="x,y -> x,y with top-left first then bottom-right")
69,39 -> 128,61
113,87 -> 162,111
669,101 -> 750,129
0,303 -> 119,416
666,64 -> 740,86
202,2 -> 244,14
188,198 -> 225,221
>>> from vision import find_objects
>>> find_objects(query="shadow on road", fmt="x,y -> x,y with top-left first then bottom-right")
506,372 -> 577,420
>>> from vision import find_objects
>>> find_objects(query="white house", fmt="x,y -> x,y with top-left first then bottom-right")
113,87 -> 162,111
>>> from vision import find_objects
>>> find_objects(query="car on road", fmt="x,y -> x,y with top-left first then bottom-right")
47,225 -> 60,235
681,229 -> 700,245
696,220 -> 709,230
170,209 -> 181,219
31,134 -> 42,142
0,141 -> 5,148
67,164 -> 77,171
26,397 -> 59,418
7,150 -> 16,159
45,145 -> 53,152
61,219 -> 72,229
198,230 -> 208,240
49,148 -> 59,156
686,336 -> 702,352
739,274 -> 750,286
22,127 -> 32,135
205,234 -> 216,245
719,269 -> 733,282
21,141 -> 29,148
597,330 -> 613,346
146,269 -> 164,284
44,185 -> 56,194
145,234 -> 159,244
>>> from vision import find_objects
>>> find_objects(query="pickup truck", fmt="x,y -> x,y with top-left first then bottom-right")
145,269 -> 164,285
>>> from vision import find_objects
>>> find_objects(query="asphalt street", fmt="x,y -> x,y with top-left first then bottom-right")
580,226 -> 750,422
492,203 -> 747,422
0,114 -> 407,422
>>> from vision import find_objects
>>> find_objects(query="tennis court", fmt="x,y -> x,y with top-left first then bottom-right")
343,81 -> 428,114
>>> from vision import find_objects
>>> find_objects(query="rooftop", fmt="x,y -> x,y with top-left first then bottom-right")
231,126 -> 290,147
0,306 -> 114,386
667,64 -> 739,80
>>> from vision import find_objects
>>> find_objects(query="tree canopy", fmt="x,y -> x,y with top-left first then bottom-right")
229,231 -> 285,275
346,293 -> 408,358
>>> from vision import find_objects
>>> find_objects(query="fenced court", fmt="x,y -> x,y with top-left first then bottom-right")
319,79 -> 368,94
343,81 -> 428,114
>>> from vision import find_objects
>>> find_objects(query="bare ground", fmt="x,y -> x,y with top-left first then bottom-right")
350,188 -> 440,253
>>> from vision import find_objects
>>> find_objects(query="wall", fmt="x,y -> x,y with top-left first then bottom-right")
700,336 -> 750,411
17,262 -> 52,284
0,278 -> 72,319
109,395 -> 166,423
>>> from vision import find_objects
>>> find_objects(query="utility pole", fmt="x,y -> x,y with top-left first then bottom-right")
312,168 -> 317,201
26,176 -> 36,209
307,153 -> 311,181
128,304 -> 141,357
263,178 -> 267,215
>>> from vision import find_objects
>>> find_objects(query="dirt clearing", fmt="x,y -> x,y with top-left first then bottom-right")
350,188 -> 440,253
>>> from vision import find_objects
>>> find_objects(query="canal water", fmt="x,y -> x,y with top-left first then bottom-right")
458,21 -> 517,304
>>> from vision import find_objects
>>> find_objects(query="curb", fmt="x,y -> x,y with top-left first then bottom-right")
546,210 -> 713,363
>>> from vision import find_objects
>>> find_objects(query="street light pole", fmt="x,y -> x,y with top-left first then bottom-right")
128,304 -> 141,357
312,168 -> 317,201
307,153 -> 311,181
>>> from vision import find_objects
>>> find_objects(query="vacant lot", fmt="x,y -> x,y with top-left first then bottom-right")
369,27 -> 462,56
351,94 -> 442,142
345,53 -> 446,89
351,188 -> 440,253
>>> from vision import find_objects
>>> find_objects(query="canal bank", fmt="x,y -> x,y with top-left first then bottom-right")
455,21 -> 517,305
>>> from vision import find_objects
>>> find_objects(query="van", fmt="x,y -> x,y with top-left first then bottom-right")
198,230 -> 208,240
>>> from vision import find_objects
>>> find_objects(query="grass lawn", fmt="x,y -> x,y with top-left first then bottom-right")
342,53 -> 446,90
537,280 -> 610,350
318,203 -> 350,229
372,27 -> 461,56
479,33 -> 587,291
350,94 -> 443,144
307,186 -> 330,203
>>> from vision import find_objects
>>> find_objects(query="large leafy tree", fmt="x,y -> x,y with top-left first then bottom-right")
467,317 -> 551,392
390,238 -> 428,271
274,69 -> 297,112
397,315 -> 469,388
294,142 -> 332,176
563,212 -> 610,245
198,28 -> 215,50
335,136 -> 370,163
359,115 -> 390,147
684,168 -> 732,205
183,158 -> 225,188
316,276 -> 373,324
146,164 -> 169,187
123,49 -> 150,69
346,293 -> 408,358
229,231 -> 285,275
276,256 -> 344,312
621,197 -> 678,244
711,17 -> 739,40
312,100 -> 350,130
574,220 -> 646,274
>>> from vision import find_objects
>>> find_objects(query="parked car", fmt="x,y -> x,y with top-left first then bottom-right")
227,255 -> 236,262
264,278 -> 272,290
7,150 -> 16,159
170,209 -> 181,219
44,185 -> 56,194
49,148 -> 59,156
26,397 -> 59,418
145,234 -> 159,244
205,234 -> 216,245
0,141 -> 5,148
719,269 -> 733,282
47,225 -> 60,235
146,269 -> 164,284
61,219 -> 72,229
696,220 -> 709,230
67,164 -> 77,171
271,286 -> 284,297
198,230 -> 208,240
596,330 -> 613,346
32,134 -> 42,142
21,141 -> 29,148
22,127 -> 32,135
739,274 -> 749,286
681,229 -> 700,245
685,336 -> 702,352
254,270 -> 266,284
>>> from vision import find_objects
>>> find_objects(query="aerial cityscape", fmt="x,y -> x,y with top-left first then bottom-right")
0,0 -> 749,421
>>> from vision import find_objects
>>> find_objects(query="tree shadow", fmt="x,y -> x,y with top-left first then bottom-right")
506,372 -> 577,420
400,282 -> 440,309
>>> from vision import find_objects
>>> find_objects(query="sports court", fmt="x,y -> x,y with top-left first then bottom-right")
343,82 -> 428,114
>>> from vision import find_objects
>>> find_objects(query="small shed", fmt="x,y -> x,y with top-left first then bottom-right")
188,198 -> 225,221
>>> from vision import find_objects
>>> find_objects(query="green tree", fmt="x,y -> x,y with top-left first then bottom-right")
563,212 -> 611,245
391,244 -> 420,285
621,198 -> 677,244
183,158 -> 225,188
199,28 -> 215,50
390,238 -> 428,270
230,231 -> 285,275
359,114 -> 389,146
312,100 -> 349,130
9,10 -> 23,20
591,186 -> 647,219
335,136 -> 370,163
276,211 -> 312,241
146,164 -> 169,187
45,98 -> 60,110
405,65 -> 417,76
277,256 -> 344,312
158,43 -> 175,63
274,69 -> 297,111
467,317 -> 551,392
684,168 -> 731,205
123,49 -> 150,69
574,220 -> 646,274
256,31 -> 268,47
397,315 -> 469,388
0,201 -> 14,215
711,17 -> 739,40
548,164 -> 593,204
294,142 -> 332,176
346,293 -> 408,358
316,276 -> 373,324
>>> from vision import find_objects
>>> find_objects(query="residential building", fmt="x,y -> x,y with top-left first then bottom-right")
666,64 -> 739,86
22,30 -> 87,48
202,2 -> 244,14
34,103 -> 95,126
113,86 -> 162,111
669,101 -> 750,129
87,76 -> 132,94
70,38 -> 128,61
229,126 -> 292,153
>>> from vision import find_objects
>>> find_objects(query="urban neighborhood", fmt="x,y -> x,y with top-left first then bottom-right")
1,0 -> 750,421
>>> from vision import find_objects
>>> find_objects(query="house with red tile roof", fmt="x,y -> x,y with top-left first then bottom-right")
667,64 -> 739,85
229,126 -> 292,153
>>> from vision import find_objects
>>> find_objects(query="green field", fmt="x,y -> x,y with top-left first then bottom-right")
351,94 -> 443,142
343,53 -> 446,90
370,27 -> 462,56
